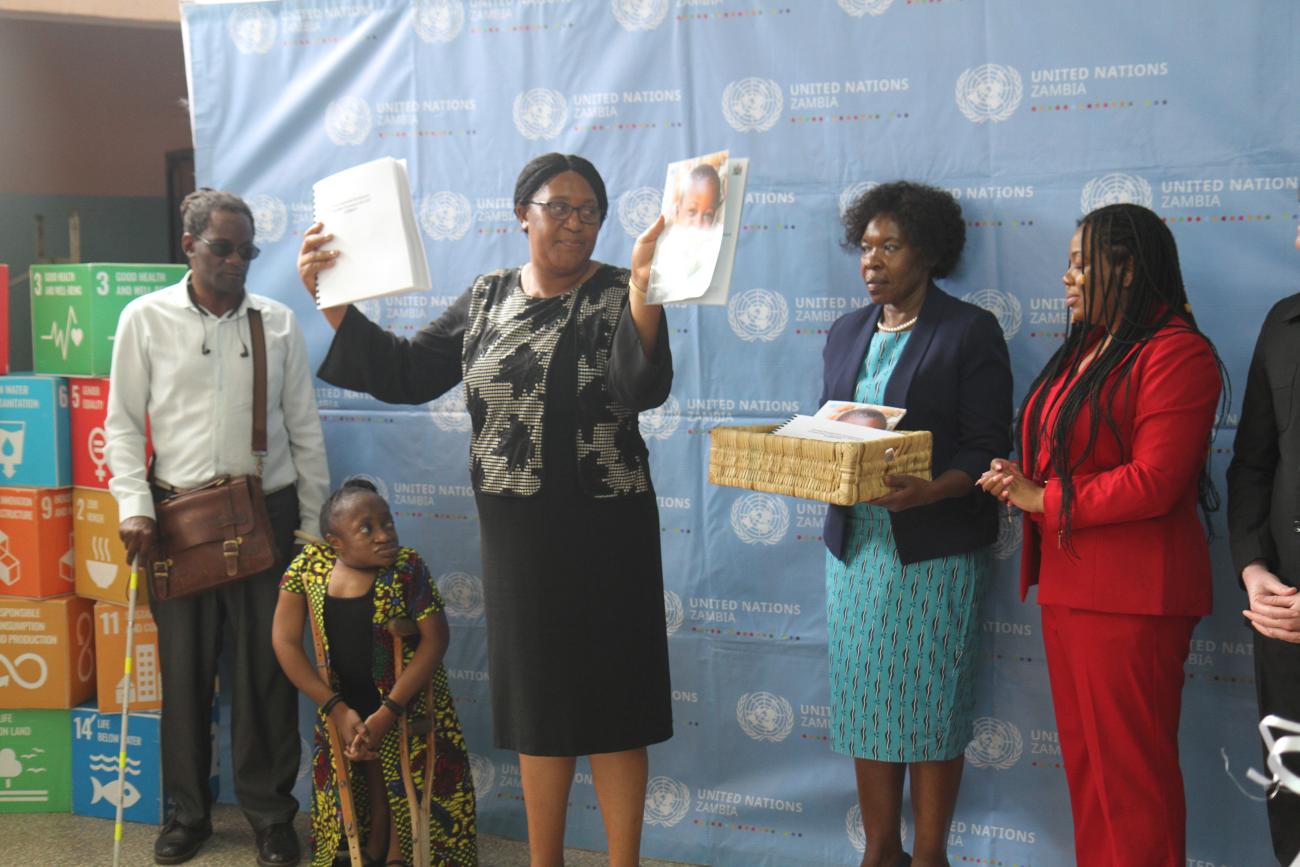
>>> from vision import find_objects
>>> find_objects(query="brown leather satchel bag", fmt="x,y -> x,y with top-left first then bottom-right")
150,309 -> 280,601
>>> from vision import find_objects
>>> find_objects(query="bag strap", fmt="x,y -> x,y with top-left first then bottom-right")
247,308 -> 268,475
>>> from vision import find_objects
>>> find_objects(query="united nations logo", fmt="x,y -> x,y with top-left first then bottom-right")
227,6 -> 277,55
412,0 -> 465,44
325,96 -> 372,146
962,288 -> 1023,340
727,288 -> 789,342
617,186 -> 663,238
346,473 -> 389,502
611,0 -> 670,31
1080,172 -> 1153,213
837,0 -> 895,16
965,716 -> 1024,769
846,805 -> 908,852
246,194 -> 287,244
512,88 -> 569,141
468,753 -> 495,798
663,590 -> 684,636
846,804 -> 866,853
639,394 -> 681,441
438,571 -> 485,620
721,77 -> 784,133
643,775 -> 690,827
730,492 -> 789,545
955,63 -> 1024,123
354,298 -> 383,323
993,505 -> 1022,560
419,192 -> 473,242
736,691 -> 795,742
839,180 -> 878,217
428,390 -> 472,432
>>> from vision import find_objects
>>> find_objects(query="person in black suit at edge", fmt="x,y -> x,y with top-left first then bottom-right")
1226,195 -> 1300,866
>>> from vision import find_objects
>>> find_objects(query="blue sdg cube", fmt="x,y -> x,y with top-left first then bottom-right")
0,376 -> 71,488
71,702 -> 218,824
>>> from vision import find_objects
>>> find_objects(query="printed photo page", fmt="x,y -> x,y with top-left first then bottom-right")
647,150 -> 748,306
772,401 -> 908,443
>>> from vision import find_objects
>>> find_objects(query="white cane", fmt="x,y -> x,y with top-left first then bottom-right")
111,556 -> 142,867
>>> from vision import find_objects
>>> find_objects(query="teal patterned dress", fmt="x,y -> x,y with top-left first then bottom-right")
824,330 -> 990,762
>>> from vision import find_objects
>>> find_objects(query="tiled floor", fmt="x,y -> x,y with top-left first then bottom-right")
0,803 -> 697,865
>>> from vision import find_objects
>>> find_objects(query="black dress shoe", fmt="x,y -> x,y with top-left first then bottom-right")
153,816 -> 212,865
256,822 -> 301,867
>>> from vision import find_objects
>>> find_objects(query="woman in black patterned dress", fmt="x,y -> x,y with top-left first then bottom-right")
298,153 -> 671,867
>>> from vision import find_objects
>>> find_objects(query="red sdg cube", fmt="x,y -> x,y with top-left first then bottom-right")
69,378 -> 149,491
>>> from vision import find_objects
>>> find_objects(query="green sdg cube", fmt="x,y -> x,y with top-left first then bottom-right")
0,709 -> 72,813
30,264 -> 187,376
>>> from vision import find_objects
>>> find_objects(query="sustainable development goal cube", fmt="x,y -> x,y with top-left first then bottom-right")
71,702 -> 218,824
0,375 -> 71,488
0,708 -> 72,813
29,264 -> 184,376
0,264 -> 9,376
71,377 -> 149,490
0,487 -> 74,599
0,594 -> 95,708
73,487 -> 145,606
93,601 -> 160,713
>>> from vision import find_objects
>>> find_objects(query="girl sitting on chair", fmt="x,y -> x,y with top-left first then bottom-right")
272,478 -> 477,867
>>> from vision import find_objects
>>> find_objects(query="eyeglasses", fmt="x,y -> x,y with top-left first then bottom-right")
528,201 -> 602,225
195,236 -> 261,261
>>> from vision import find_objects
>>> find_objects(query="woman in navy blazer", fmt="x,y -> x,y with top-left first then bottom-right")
821,182 -> 1011,867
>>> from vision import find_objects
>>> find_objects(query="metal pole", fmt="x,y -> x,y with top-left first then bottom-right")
111,558 -> 140,867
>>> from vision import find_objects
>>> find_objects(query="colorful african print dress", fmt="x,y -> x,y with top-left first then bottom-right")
824,330 -> 990,762
280,544 -> 477,867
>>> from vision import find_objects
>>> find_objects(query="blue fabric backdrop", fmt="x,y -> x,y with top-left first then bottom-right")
186,1 -> 1300,863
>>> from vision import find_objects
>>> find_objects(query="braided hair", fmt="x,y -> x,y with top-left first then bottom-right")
1016,203 -> 1228,547
180,188 -> 255,237
513,153 -> 608,224
318,477 -> 383,540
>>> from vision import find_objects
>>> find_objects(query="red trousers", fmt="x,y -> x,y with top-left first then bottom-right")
1040,604 -> 1198,867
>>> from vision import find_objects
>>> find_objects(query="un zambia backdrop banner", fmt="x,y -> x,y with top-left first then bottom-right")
184,1 -> 1300,864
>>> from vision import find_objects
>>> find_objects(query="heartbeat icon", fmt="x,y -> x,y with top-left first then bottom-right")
39,307 -> 85,360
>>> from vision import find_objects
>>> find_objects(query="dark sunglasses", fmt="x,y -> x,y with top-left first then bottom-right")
195,236 -> 261,261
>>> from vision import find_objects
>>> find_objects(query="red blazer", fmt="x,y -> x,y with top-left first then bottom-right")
1019,324 -> 1220,616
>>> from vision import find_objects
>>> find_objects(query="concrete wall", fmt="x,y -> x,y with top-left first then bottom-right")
0,14 -> 192,369
0,0 -> 179,26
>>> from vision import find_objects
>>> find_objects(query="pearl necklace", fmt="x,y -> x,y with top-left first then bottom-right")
876,315 -> 918,333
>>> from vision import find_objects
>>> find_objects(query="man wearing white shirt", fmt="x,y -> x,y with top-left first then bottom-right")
106,189 -> 329,866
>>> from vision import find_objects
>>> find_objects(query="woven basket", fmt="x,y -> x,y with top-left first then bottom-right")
707,424 -> 933,506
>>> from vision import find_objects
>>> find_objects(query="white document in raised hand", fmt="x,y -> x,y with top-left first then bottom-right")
312,157 -> 432,308
646,152 -> 748,306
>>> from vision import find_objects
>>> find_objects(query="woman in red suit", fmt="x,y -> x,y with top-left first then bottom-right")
978,203 -> 1224,866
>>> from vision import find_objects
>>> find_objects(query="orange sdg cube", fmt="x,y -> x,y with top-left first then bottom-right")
0,488 -> 74,599
73,487 -> 146,606
0,594 -> 95,708
93,601 -> 161,713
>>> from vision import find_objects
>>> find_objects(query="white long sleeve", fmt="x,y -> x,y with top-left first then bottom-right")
105,276 -> 330,534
